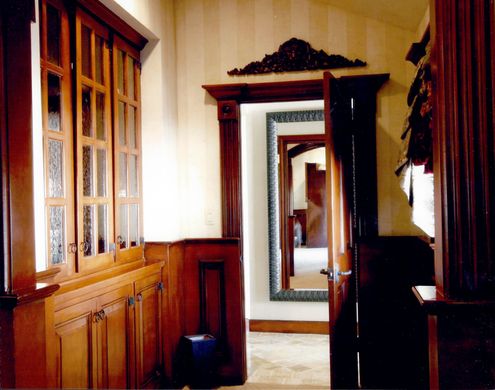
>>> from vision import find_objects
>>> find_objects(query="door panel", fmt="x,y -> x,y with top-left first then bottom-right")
54,300 -> 96,389
97,284 -> 134,389
324,71 -> 357,389
135,276 -> 162,387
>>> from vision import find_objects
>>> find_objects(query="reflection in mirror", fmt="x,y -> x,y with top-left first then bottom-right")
282,140 -> 327,290
267,109 -> 328,302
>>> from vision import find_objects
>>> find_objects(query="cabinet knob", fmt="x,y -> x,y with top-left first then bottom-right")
79,242 -> 89,254
136,293 -> 142,302
68,243 -> 77,254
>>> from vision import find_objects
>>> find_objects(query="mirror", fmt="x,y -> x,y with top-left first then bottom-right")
267,109 -> 329,302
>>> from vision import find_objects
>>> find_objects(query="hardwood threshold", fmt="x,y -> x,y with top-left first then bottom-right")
249,319 -> 329,334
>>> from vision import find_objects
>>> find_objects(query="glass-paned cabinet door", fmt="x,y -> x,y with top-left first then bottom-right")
76,9 -> 114,272
113,35 -> 143,262
40,0 -> 75,278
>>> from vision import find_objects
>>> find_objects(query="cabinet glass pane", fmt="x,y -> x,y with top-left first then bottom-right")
96,92 -> 106,140
119,204 -> 128,249
49,206 -> 65,264
48,139 -> 64,198
117,50 -> 124,95
129,106 -> 136,149
46,4 -> 60,65
81,25 -> 92,78
47,73 -> 61,132
119,153 -> 127,197
129,155 -> 138,197
96,148 -> 106,197
97,204 -> 108,254
82,85 -> 92,137
95,35 -> 104,84
83,145 -> 93,196
127,56 -> 135,100
129,204 -> 138,247
83,205 -> 94,256
118,102 -> 126,146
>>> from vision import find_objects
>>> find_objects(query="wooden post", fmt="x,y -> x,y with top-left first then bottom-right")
414,1 -> 495,388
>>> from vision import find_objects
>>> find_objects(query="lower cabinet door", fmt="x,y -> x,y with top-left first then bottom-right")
135,275 -> 162,387
97,284 -> 135,389
54,299 -> 97,389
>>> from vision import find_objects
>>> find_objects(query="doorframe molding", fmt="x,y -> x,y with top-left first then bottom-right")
202,74 -> 388,240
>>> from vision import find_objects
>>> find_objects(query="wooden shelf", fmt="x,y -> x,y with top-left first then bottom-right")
412,285 -> 495,313
406,26 -> 430,65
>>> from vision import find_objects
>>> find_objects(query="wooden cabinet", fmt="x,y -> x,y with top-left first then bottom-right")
97,285 -> 135,389
135,274 -> 163,388
54,299 -> 97,388
53,269 -> 163,389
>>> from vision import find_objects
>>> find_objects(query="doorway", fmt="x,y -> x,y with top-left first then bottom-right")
239,99 -> 330,387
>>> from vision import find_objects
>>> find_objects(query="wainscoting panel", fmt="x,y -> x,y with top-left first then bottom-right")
183,238 -> 246,385
199,260 -> 227,342
148,239 -> 246,386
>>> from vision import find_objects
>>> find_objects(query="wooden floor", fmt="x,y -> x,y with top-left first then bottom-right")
222,332 -> 330,389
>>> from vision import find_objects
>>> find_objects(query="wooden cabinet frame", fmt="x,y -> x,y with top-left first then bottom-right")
75,8 -> 115,272
37,0 -> 146,280
39,0 -> 75,279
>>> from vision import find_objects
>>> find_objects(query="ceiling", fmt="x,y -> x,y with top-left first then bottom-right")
320,0 -> 428,32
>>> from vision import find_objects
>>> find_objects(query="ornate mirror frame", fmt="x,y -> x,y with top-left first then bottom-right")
266,110 -> 328,301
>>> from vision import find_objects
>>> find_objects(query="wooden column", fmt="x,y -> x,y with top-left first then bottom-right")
414,1 -> 495,388
431,0 -> 495,299
217,100 -> 242,238
1,0 -> 36,293
0,2 -> 60,388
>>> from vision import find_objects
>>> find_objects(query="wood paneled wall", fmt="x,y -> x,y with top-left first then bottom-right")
432,0 -> 495,298
146,239 -> 246,386
413,1 -> 495,388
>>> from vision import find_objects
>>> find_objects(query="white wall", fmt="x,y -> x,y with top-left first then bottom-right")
241,101 -> 328,322
103,0 -> 181,241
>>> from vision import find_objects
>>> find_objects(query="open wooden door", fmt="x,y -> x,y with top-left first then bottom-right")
322,71 -> 358,389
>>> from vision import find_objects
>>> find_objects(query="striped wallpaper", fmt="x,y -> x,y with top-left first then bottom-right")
175,0 -> 424,237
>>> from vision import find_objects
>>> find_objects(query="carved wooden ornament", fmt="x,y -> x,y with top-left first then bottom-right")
228,37 -> 366,76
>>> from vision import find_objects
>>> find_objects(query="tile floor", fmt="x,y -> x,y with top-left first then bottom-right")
222,332 -> 330,390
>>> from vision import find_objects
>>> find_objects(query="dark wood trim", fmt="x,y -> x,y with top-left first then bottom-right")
75,0 -> 148,50
412,285 -> 495,313
203,79 -> 324,103
183,238 -> 240,245
204,75 -> 387,241
287,140 -> 326,159
218,110 -> 242,238
1,0 -> 37,293
248,319 -> 329,335
431,0 -> 495,298
0,283 -> 60,309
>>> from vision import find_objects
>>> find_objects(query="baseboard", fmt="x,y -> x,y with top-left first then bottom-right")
248,319 -> 329,334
